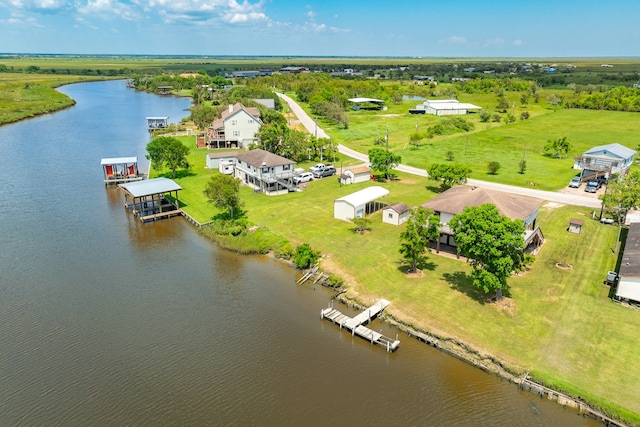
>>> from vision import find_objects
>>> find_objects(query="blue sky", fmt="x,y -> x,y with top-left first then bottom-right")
1,0 -> 639,57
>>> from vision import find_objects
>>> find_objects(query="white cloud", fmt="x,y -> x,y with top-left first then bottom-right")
512,39 -> 523,46
306,5 -> 314,18
76,0 -> 139,20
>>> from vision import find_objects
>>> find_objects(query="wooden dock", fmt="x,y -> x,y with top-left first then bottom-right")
321,299 -> 400,352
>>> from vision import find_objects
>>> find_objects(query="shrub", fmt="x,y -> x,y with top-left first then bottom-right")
487,161 -> 501,175
293,243 -> 320,269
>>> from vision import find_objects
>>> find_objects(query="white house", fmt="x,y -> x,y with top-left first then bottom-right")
206,103 -> 262,149
411,99 -> 481,116
334,186 -> 390,221
382,202 -> 410,226
573,143 -> 636,177
339,165 -> 371,185
233,149 -> 296,196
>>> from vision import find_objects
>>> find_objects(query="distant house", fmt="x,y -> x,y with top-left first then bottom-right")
334,186 -> 390,221
421,185 -> 544,252
233,149 -> 296,196
339,165 -> 371,185
206,103 -> 262,149
382,202 -> 410,226
409,99 -> 481,116
573,143 -> 636,178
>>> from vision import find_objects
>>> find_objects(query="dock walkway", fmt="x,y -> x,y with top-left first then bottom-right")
321,299 -> 400,352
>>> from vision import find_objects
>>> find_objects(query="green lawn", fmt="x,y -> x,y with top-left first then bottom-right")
321,92 -> 640,191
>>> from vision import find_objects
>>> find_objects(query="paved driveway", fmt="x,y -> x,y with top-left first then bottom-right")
277,93 -> 603,210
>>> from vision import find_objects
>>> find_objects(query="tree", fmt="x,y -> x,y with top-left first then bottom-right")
601,171 -> 640,217
518,160 -> 527,174
145,136 -> 190,178
487,161 -> 501,174
203,174 -> 244,219
350,217 -> 372,234
451,204 -> 525,299
368,147 -> 401,180
399,207 -> 439,273
427,163 -> 472,189
546,94 -> 562,111
293,243 -> 320,269
544,136 -> 572,159
191,104 -> 217,130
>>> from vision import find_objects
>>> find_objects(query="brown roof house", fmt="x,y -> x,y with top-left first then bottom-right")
206,103 -> 262,149
421,185 -> 544,253
233,149 -> 296,195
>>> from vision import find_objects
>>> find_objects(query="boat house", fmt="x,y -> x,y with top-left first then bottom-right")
101,157 -> 143,185
119,178 -> 182,222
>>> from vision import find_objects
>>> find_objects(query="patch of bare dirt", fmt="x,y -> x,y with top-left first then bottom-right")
405,269 -> 424,279
555,263 -> 573,270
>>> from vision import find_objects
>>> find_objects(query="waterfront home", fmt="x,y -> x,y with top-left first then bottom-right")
233,149 -> 296,195
421,185 -> 544,252
206,103 -> 262,149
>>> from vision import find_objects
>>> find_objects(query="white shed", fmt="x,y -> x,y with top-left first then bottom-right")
382,202 -> 410,226
334,186 -> 390,221
206,151 -> 238,169
339,165 -> 371,185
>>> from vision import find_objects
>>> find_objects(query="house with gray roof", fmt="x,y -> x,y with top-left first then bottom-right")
573,143 -> 636,178
233,149 -> 296,195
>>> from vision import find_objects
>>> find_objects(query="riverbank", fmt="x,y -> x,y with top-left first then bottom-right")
0,74 -> 116,126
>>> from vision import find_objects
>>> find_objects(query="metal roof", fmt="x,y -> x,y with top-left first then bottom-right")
335,186 -> 390,208
348,97 -> 385,104
584,143 -> 635,159
119,177 -> 181,198
101,157 -> 137,165
425,99 -> 481,110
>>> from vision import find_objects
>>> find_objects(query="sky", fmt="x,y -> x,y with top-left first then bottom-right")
1,0 -> 639,57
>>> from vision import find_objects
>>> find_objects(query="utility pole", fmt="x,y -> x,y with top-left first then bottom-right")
386,125 -> 389,151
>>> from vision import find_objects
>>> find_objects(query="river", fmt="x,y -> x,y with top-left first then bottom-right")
0,80 -> 597,426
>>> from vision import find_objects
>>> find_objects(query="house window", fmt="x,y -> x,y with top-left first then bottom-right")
233,130 -> 240,137
283,164 -> 290,170
231,120 -> 237,125
388,213 -> 393,219
248,119 -> 253,124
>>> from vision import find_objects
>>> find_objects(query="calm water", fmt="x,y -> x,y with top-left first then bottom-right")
0,80 -> 597,426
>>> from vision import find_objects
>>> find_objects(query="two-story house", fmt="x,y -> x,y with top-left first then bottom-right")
573,143 -> 636,179
207,103 -> 262,149
233,149 -> 296,195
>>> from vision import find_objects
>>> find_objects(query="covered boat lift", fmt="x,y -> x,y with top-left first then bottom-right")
101,157 -> 143,185
119,177 -> 182,222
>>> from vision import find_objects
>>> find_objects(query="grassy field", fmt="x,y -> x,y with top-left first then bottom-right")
320,93 -> 640,191
0,73 -> 108,125
150,136 -> 640,422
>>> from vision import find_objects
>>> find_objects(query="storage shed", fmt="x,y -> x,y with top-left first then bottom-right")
382,202 -> 410,226
334,186 -> 389,221
568,218 -> 584,234
206,151 -> 239,169
338,165 -> 371,185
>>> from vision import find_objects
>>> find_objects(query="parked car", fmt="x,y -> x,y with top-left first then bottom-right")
568,177 -> 582,188
585,180 -> 600,193
309,163 -> 327,173
313,165 -> 336,179
293,172 -> 313,185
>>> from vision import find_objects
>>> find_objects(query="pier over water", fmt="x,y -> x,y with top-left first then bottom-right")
321,299 -> 400,352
